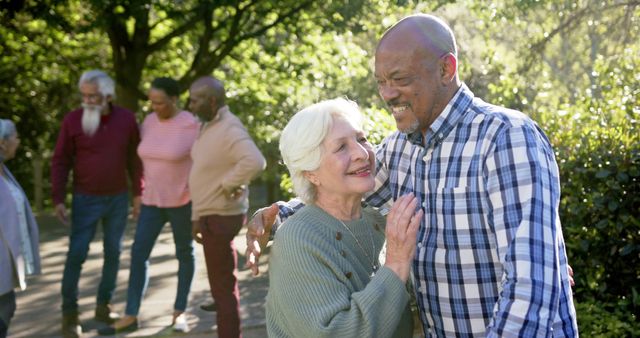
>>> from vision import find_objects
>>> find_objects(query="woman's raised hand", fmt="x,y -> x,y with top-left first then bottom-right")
384,193 -> 423,282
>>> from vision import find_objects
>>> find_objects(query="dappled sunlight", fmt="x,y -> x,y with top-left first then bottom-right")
10,217 -> 270,337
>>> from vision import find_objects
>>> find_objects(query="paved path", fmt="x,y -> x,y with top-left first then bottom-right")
9,215 -> 270,338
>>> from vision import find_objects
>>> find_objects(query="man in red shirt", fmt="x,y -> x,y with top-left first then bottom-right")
51,70 -> 143,338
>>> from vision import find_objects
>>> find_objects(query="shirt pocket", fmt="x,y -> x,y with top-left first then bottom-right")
428,186 -> 492,251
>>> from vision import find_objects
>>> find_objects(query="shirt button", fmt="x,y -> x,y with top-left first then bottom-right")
336,232 -> 342,240
423,148 -> 433,160
340,250 -> 346,257
345,272 -> 352,279
423,201 -> 427,207
417,243 -> 422,248
374,224 -> 380,231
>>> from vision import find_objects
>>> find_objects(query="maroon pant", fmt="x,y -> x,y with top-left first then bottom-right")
199,214 -> 246,338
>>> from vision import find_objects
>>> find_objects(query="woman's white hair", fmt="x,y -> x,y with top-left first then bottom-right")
0,119 -> 17,162
0,119 -> 16,140
279,97 -> 364,204
78,69 -> 116,99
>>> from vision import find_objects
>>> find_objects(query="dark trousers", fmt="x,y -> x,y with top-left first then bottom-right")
61,192 -> 129,314
199,214 -> 245,338
0,290 -> 16,338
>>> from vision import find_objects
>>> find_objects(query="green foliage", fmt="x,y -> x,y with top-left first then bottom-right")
0,2 -> 109,208
576,299 -> 640,337
544,50 -> 640,323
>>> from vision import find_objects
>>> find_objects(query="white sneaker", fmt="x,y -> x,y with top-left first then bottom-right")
172,313 -> 189,332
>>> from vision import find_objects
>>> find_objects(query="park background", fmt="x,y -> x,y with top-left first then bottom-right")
1,0 -> 638,336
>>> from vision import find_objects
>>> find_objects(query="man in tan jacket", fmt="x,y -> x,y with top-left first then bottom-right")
188,77 -> 266,338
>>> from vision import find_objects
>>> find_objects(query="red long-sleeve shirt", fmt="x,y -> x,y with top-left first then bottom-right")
51,105 -> 143,205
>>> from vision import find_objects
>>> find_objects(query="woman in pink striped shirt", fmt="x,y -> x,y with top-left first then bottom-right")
100,77 -> 199,335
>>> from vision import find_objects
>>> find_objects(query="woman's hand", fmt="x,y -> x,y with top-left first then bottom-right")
384,193 -> 423,282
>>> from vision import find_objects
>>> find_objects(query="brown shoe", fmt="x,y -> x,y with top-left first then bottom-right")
199,301 -> 217,312
61,312 -> 82,338
98,316 -> 138,336
94,303 -> 120,324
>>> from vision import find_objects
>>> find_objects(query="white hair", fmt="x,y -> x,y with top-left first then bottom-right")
279,97 -> 364,204
0,119 -> 16,140
78,69 -> 116,98
0,119 -> 17,162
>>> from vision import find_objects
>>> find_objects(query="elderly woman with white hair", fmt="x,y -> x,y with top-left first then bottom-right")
265,98 -> 422,338
0,119 -> 41,338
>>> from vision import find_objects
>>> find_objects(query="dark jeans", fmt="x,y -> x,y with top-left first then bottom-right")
200,214 -> 245,338
125,203 -> 195,316
61,192 -> 128,314
0,291 -> 16,338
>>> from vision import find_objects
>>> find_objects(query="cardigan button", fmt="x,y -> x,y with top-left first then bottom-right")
345,272 -> 352,279
374,224 -> 380,231
336,232 -> 342,240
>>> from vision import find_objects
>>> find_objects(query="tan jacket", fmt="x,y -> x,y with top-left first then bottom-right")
189,106 -> 266,220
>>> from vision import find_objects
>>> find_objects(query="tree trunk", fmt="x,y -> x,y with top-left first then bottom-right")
115,81 -> 142,113
112,52 -> 146,112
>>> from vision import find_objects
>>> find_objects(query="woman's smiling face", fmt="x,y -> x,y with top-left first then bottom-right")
306,115 -> 375,200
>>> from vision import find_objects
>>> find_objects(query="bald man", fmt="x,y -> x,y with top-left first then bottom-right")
188,77 -> 266,338
247,14 -> 578,337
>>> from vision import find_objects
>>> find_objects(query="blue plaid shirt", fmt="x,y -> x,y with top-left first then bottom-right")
279,84 -> 578,337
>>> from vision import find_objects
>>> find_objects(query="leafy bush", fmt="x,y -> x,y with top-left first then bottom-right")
575,299 -> 640,337
537,51 -> 640,329
555,121 -> 639,304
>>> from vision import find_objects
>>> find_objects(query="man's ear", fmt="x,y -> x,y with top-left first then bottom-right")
439,53 -> 457,83
209,97 -> 218,111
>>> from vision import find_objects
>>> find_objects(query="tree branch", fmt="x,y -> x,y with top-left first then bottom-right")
180,0 -> 317,88
201,0 -> 315,71
520,1 -> 640,73
147,9 -> 203,53
237,1 -> 314,41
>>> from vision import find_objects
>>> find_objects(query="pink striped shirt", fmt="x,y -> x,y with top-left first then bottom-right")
138,110 -> 199,207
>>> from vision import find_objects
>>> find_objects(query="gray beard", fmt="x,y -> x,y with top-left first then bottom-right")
81,103 -> 104,136
398,119 -> 420,135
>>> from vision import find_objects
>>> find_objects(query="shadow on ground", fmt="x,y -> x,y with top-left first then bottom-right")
9,214 -> 271,338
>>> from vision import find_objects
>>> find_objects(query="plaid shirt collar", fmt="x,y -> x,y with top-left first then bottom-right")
406,83 -> 474,148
